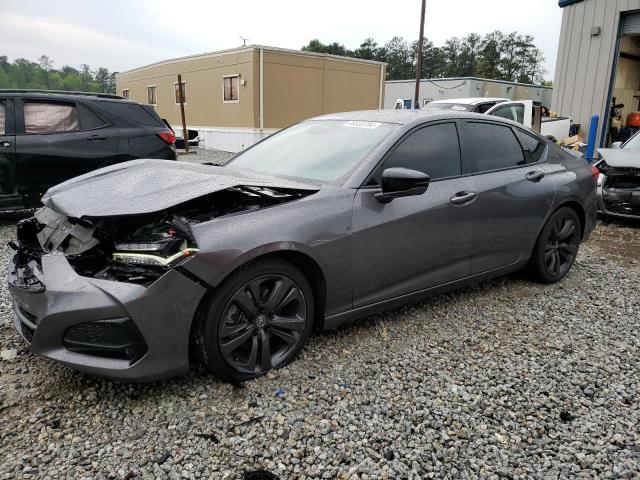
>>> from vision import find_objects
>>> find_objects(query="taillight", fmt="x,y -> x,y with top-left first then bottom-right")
591,165 -> 600,179
157,131 -> 176,145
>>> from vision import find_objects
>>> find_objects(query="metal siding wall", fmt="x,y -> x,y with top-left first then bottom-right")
552,0 -> 640,143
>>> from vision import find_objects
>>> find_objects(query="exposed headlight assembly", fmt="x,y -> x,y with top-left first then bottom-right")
113,236 -> 198,267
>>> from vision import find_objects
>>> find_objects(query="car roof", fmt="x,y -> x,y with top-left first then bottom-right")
428,97 -> 509,105
310,109 -> 504,126
0,89 -> 126,102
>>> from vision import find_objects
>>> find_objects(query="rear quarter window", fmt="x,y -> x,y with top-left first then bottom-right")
515,130 -> 546,163
463,122 -> 526,173
98,101 -> 164,127
77,104 -> 107,130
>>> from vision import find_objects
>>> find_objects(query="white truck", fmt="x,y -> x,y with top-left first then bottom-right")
424,98 -> 571,140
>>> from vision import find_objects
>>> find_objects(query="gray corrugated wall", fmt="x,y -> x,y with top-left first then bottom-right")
552,0 -> 640,143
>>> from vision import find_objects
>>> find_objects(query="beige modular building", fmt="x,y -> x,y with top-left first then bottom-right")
552,0 -> 640,146
116,45 -> 386,152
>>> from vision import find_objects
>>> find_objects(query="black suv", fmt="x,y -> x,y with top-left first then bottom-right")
0,90 -> 177,210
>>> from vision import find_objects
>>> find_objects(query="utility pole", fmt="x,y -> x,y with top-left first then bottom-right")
414,0 -> 426,109
177,74 -> 189,153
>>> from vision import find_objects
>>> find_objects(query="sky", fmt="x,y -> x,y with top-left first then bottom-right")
1,0 -> 564,79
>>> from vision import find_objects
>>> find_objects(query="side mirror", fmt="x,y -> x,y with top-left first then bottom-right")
610,141 -> 623,149
375,168 -> 430,203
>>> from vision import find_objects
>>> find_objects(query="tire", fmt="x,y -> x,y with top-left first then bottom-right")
195,258 -> 314,382
528,207 -> 581,283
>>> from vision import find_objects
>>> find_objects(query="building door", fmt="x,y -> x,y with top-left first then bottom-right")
605,13 -> 640,146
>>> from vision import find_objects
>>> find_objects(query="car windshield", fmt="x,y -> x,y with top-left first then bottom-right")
623,132 -> 640,148
227,120 -> 397,182
424,103 -> 473,112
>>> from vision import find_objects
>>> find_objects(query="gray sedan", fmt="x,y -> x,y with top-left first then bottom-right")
8,110 -> 597,382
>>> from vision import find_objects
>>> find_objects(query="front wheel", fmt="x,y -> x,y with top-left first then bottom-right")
195,258 -> 314,382
528,207 -> 581,283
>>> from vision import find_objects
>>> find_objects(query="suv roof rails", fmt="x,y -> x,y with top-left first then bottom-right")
0,89 -> 124,100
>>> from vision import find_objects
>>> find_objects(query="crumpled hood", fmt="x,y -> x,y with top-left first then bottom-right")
597,148 -> 640,169
42,159 -> 318,217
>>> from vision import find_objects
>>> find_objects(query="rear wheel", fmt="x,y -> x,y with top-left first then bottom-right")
195,258 -> 314,382
529,207 -> 581,283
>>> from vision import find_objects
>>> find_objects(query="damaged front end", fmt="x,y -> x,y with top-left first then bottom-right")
15,185 -> 311,287
7,183 -> 313,380
595,161 -> 640,218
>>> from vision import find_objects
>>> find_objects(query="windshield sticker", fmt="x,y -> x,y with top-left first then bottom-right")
343,121 -> 382,129
451,105 -> 468,111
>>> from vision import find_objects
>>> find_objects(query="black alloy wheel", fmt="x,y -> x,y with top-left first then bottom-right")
529,207 -> 581,283
196,258 -> 314,382
219,274 -> 307,374
543,215 -> 580,277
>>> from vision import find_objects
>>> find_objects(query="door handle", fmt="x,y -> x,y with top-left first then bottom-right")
0,141 -> 10,147
525,170 -> 546,182
450,191 -> 478,206
86,134 -> 107,141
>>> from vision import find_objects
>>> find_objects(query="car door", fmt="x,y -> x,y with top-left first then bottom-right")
351,121 -> 477,308
0,97 -> 16,197
458,120 -> 557,274
14,98 -> 118,205
486,100 -> 532,128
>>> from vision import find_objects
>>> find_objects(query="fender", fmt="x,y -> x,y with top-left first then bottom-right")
181,240 -> 329,289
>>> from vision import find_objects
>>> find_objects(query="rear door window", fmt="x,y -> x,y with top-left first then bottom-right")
462,122 -> 526,173
99,101 -> 164,127
23,101 -> 79,134
475,103 -> 495,114
515,130 -> 546,163
369,122 -> 462,184
490,104 -> 525,124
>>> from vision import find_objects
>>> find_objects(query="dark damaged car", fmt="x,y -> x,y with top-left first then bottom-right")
8,110 -> 597,382
595,139 -> 640,219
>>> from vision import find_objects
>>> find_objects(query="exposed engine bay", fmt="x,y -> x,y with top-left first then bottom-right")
12,186 -> 314,286
596,160 -> 640,217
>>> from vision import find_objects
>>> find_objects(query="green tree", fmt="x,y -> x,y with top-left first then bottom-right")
38,55 -> 53,88
458,34 -> 482,77
301,39 -> 351,56
354,38 -> 379,60
476,31 -> 504,80
94,67 -> 110,92
80,63 -> 92,89
384,37 -> 412,80
0,55 -> 119,92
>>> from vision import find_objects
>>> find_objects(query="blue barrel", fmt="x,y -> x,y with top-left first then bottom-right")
585,114 -> 599,162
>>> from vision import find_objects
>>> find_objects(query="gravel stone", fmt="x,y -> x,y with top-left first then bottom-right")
1,218 -> 639,479
178,146 -> 234,165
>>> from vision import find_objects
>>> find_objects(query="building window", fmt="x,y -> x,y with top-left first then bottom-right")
147,85 -> 157,105
223,75 -> 240,102
122,89 -> 129,99
174,81 -> 187,104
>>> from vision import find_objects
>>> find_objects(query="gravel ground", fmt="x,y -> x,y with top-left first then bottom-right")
177,147 -> 234,166
0,218 -> 638,479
